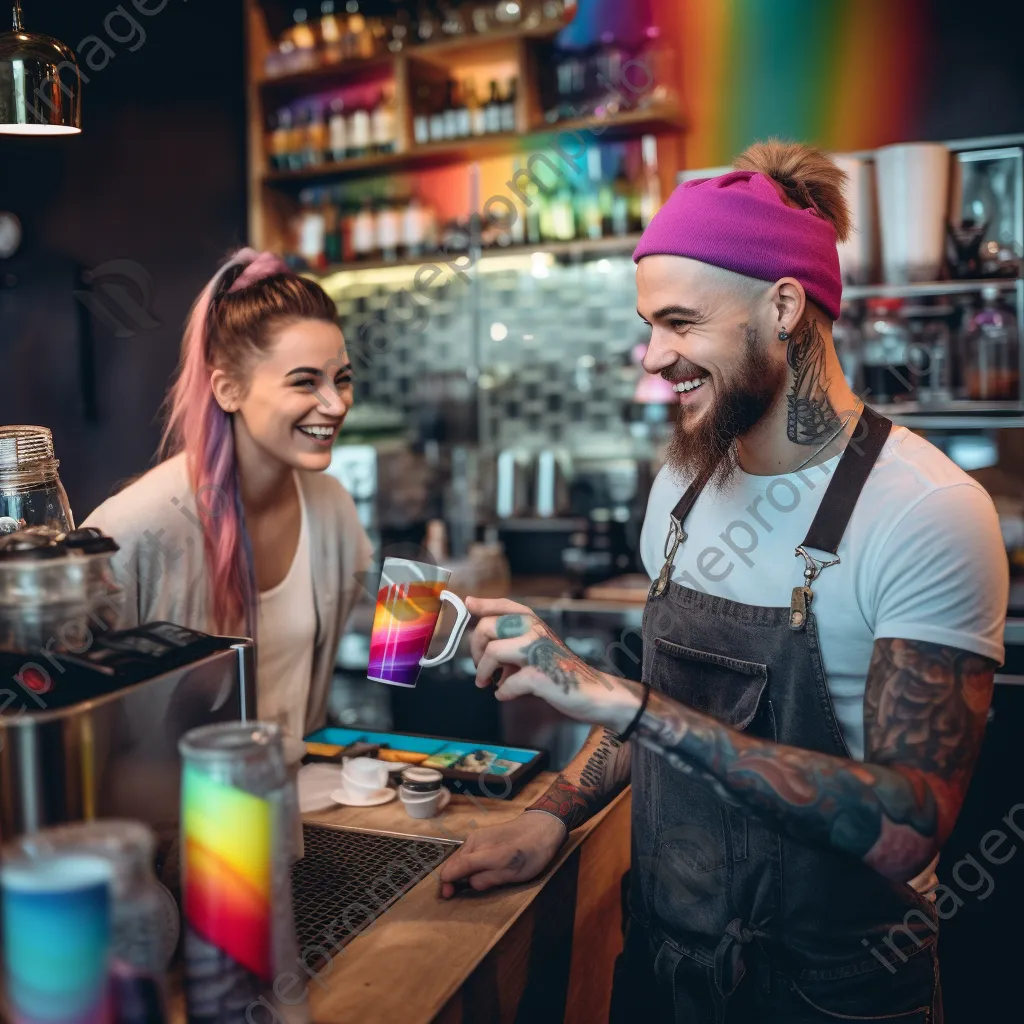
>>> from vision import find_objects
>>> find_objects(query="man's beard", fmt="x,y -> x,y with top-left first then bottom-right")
663,327 -> 785,492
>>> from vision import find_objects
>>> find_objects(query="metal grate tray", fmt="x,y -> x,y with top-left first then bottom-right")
291,824 -> 460,963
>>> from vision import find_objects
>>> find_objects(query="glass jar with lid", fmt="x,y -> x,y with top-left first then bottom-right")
962,285 -> 1020,401
861,298 -> 915,404
0,425 -> 74,535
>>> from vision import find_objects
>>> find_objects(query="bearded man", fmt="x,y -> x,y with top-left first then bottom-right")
440,140 -> 1008,1022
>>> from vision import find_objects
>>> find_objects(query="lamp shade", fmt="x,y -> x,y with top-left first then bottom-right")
0,4 -> 81,135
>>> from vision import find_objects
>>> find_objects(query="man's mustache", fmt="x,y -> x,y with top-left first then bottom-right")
662,362 -> 710,384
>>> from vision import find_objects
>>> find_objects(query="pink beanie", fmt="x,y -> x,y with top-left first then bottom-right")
632,170 -> 843,321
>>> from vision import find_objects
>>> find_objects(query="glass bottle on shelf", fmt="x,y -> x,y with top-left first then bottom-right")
269,109 -> 292,172
484,80 -> 502,133
328,97 -> 347,161
862,298 -> 914,404
352,197 -> 378,261
417,1 -> 438,42
319,1 -> 343,63
500,77 -> 518,133
323,190 -> 342,266
579,147 -> 604,241
910,312 -> 953,406
402,194 -> 426,259
455,81 -> 472,138
413,85 -> 430,146
294,108 -> 313,167
428,85 -> 446,143
347,97 -> 372,158
376,192 -> 401,263
639,135 -> 662,228
520,174 -> 543,244
831,303 -> 862,390
297,189 -> 327,270
611,156 -> 631,236
440,0 -> 468,37
963,285 -> 1020,401
550,179 -> 577,241
388,8 -> 411,52
371,86 -> 396,154
442,80 -> 459,140
343,1 -> 375,60
306,104 -> 328,166
286,107 -> 304,170
290,7 -> 319,71
466,80 -> 486,137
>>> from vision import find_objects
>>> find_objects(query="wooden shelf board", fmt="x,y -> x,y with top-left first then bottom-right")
258,54 -> 395,92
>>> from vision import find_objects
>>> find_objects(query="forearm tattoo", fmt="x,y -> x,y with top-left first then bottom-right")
635,638 -> 994,881
787,319 -> 839,444
528,728 -> 632,832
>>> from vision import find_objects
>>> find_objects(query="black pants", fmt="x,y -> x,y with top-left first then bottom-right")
609,917 -> 943,1024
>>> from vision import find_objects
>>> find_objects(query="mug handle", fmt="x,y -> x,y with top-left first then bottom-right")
419,590 -> 470,668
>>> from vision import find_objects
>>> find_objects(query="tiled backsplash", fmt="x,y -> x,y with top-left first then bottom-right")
325,253 -> 648,453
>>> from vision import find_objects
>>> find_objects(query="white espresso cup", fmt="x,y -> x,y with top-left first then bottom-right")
342,757 -> 389,799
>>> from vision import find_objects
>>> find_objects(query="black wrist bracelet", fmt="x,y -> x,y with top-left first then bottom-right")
615,683 -> 651,743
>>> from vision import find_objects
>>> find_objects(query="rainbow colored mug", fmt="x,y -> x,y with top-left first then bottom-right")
368,558 -> 470,687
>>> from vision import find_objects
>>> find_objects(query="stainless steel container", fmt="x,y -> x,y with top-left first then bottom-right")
0,527 -> 123,653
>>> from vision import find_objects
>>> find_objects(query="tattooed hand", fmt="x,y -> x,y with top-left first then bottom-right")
465,597 -> 643,728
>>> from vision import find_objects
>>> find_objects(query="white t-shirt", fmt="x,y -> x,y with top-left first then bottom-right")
256,479 -> 316,742
640,425 -> 1008,761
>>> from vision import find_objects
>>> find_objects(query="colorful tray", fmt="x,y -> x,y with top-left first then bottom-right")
303,727 -> 546,799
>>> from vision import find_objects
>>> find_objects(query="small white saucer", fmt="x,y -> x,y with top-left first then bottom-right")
330,785 -> 397,808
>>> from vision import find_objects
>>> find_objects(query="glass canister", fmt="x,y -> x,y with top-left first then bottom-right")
861,299 -> 915,404
7,821 -> 175,1024
179,722 -> 307,1024
1,836 -> 115,1024
0,426 -> 75,536
962,285 -> 1020,401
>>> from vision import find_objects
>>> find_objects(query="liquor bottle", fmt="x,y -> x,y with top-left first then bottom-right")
295,108 -> 314,167
639,134 -> 662,228
519,173 -> 542,245
579,147 -> 604,240
484,80 -> 502,134
550,178 -> 577,241
290,7 -> 319,71
269,109 -> 292,172
306,105 -> 328,166
347,97 -> 372,159
455,81 -> 471,138
466,80 -> 486,136
323,190 -> 342,266
611,156 -> 631,236
442,80 -> 459,140
500,77 -> 517,133
328,97 -> 347,161
376,192 -> 401,263
402,194 -> 426,259
371,86 -> 396,154
297,188 -> 327,269
352,197 -> 377,261
343,1 -> 375,60
319,1 -> 343,63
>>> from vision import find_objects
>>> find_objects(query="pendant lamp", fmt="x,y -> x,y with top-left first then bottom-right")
0,2 -> 81,135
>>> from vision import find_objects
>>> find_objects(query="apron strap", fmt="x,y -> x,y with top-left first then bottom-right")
799,404 -> 892,557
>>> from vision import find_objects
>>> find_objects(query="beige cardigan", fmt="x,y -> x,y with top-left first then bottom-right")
83,453 -> 373,733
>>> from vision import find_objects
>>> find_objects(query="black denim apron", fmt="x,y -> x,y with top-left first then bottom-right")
610,408 -> 943,1023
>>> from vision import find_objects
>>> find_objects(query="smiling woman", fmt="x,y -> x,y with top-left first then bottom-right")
83,249 -> 373,741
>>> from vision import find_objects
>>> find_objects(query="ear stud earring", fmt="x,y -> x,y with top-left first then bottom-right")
778,330 -> 790,341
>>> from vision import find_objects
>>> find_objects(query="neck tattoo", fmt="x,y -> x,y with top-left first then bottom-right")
787,320 -> 840,445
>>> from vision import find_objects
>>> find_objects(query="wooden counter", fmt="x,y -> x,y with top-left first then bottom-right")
171,773 -> 631,1023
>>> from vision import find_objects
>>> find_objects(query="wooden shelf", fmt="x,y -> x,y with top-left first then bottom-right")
257,24 -> 564,90
262,105 -> 685,186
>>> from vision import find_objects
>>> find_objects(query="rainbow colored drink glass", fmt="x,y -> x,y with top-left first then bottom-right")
1,852 -> 113,1024
368,558 -> 470,688
179,722 -> 305,1023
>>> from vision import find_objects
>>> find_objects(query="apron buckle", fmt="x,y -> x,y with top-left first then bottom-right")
790,585 -> 813,630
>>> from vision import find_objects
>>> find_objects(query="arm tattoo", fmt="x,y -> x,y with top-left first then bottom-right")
787,319 -> 839,444
634,638 -> 994,881
528,727 -> 632,832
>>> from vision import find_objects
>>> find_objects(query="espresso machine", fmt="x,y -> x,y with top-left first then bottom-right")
0,521 -> 255,850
